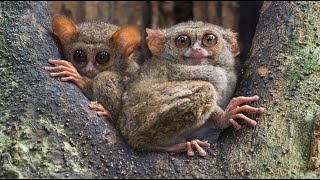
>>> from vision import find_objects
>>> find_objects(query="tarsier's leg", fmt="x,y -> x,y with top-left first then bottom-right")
89,101 -> 112,124
215,95 -> 265,130
91,71 -> 123,121
121,81 -> 216,157
44,59 -> 87,90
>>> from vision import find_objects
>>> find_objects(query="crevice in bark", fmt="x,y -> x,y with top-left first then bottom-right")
238,1 -> 264,63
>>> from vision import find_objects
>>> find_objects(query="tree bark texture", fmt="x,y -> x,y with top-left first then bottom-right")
218,1 -> 320,178
0,1 -> 115,178
0,1 -> 319,179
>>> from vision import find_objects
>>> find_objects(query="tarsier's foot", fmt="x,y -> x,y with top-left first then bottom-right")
158,139 -> 210,157
89,101 -> 113,124
219,95 -> 265,130
43,59 -> 86,89
186,139 -> 209,157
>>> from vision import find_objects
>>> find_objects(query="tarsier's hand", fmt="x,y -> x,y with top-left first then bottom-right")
89,101 -> 113,124
218,95 -> 265,130
44,59 -> 87,89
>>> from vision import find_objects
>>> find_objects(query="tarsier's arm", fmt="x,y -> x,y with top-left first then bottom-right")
167,64 -> 232,104
44,59 -> 94,99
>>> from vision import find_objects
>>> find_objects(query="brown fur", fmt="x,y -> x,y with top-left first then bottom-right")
48,15 -> 141,120
117,21 -> 240,151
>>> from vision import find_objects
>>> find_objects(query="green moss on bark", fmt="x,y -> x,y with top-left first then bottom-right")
251,1 -> 320,178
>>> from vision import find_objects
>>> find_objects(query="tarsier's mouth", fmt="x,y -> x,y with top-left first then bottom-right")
184,56 -> 210,59
84,72 -> 98,79
183,56 -> 210,65
183,51 -> 211,59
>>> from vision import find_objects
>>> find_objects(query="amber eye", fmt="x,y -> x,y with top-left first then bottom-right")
73,50 -> 86,63
96,51 -> 110,64
175,35 -> 191,48
202,34 -> 218,47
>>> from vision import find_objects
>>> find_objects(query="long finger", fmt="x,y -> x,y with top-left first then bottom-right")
191,140 -> 207,157
60,76 -> 80,84
97,111 -> 111,117
226,95 -> 260,111
186,141 -> 195,157
230,105 -> 265,115
44,65 -> 75,73
231,113 -> 257,126
50,71 -> 78,78
229,118 -> 242,130
195,139 -> 210,147
48,59 -> 74,69
89,103 -> 105,111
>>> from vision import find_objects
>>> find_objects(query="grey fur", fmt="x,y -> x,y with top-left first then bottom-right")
117,21 -> 239,151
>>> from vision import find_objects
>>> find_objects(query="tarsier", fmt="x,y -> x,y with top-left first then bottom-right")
44,15 -> 141,121
116,21 -> 265,157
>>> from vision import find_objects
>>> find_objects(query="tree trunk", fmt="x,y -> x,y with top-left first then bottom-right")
218,1 -> 320,178
0,1 -> 114,178
0,1 -> 319,179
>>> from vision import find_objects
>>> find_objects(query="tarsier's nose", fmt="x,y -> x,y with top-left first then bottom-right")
85,63 -> 98,79
191,42 -> 202,52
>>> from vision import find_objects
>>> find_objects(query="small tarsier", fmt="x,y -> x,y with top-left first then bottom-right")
117,21 -> 265,157
44,15 -> 141,122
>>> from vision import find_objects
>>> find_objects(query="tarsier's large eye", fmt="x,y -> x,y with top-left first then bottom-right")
202,34 -> 218,47
73,50 -> 86,63
96,51 -> 110,64
175,35 -> 191,48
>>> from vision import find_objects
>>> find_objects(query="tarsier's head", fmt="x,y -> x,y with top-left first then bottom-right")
146,21 -> 240,65
52,15 -> 141,78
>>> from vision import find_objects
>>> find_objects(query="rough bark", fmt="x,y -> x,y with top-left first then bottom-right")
0,1 -> 119,178
0,1 -> 319,179
219,1 -> 320,178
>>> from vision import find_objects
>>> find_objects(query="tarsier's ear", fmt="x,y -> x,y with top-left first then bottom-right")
224,29 -> 240,56
111,25 -> 142,58
146,28 -> 165,56
52,15 -> 79,45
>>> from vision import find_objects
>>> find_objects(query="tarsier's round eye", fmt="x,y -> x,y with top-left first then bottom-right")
73,50 -> 86,63
96,51 -> 110,64
175,35 -> 191,48
202,34 -> 218,47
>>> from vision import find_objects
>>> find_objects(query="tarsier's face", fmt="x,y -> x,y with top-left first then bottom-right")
162,22 -> 227,65
64,23 -> 121,78
66,41 -> 119,78
52,16 -> 141,79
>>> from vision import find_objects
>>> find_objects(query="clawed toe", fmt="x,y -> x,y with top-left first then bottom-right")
89,101 -> 112,124
186,139 -> 209,157
186,142 -> 195,157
